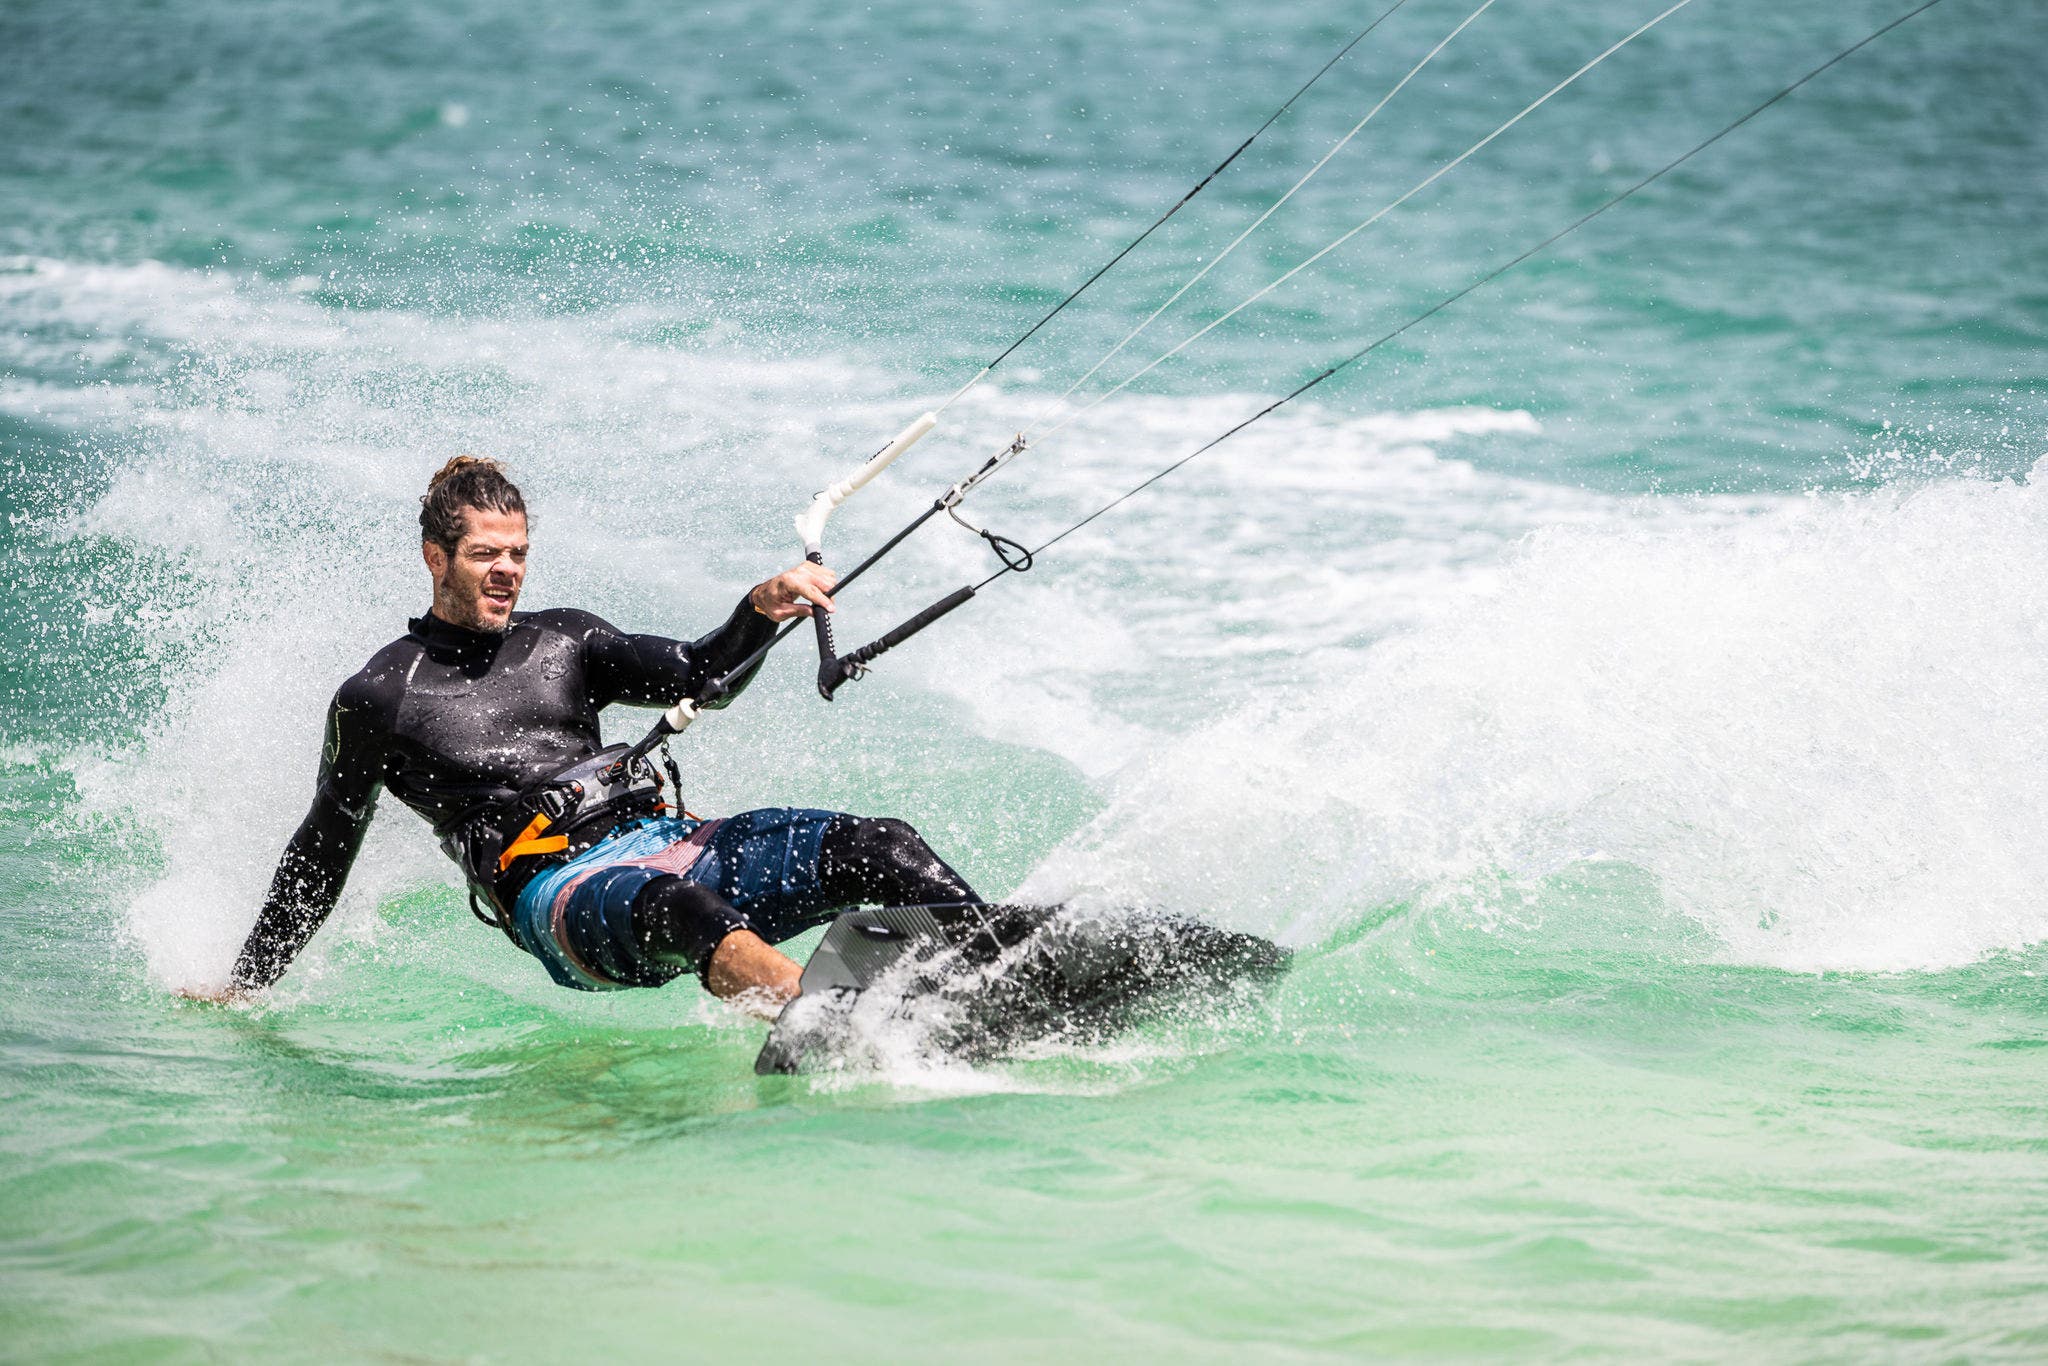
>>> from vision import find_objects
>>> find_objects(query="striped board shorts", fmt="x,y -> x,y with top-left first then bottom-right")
511,807 -> 841,991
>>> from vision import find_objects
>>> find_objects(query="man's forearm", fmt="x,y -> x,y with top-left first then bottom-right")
229,802 -> 367,992
686,593 -> 781,706
230,848 -> 341,990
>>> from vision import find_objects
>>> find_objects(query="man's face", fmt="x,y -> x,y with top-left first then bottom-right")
424,508 -> 529,632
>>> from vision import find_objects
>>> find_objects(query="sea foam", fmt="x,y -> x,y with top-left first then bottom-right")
1022,466 -> 2048,972
15,257 -> 2038,983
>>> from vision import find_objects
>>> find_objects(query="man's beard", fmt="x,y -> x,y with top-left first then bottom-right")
438,582 -> 516,632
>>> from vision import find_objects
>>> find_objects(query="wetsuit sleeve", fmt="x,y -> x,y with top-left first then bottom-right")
228,687 -> 384,992
579,596 -> 779,711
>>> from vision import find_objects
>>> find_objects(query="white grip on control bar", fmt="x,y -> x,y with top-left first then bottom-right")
793,411 -> 938,555
663,697 -> 699,733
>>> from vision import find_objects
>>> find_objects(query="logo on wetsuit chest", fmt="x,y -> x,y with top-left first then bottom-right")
535,636 -> 576,681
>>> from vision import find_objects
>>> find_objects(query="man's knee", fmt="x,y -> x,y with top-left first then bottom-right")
821,813 -> 979,904
631,876 -> 749,982
826,814 -> 930,869
863,815 -> 927,858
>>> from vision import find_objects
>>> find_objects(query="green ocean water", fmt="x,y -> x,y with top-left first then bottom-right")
4,0 -> 2048,1358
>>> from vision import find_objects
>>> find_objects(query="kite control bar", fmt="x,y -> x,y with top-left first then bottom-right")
814,585 -> 978,700
791,410 -> 961,701
616,409 -> 946,765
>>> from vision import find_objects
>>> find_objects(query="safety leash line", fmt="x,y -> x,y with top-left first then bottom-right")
631,0 -> 1945,737
1021,0 -> 1500,437
1034,0 -> 1700,446
703,2 -> 1419,711
933,0 -> 1415,419
981,0 -> 1948,584
883,0 -> 1698,574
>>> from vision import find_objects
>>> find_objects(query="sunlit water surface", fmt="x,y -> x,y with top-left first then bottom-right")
3,0 -> 2046,1358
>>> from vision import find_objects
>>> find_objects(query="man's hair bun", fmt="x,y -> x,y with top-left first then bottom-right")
420,455 -> 526,551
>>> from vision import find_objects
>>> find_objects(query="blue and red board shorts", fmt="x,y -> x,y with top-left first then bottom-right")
511,808 -> 841,991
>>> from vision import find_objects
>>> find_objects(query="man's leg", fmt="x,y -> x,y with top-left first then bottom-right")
704,931 -> 801,1013
629,878 -> 799,1016
629,813 -> 981,1013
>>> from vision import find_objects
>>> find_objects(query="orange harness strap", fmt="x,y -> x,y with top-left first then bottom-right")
497,811 -> 569,872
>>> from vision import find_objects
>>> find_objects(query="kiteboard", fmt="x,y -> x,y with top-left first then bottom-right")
755,902 -> 1290,1074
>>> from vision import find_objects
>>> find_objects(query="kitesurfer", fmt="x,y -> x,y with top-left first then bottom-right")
202,456 -> 980,1011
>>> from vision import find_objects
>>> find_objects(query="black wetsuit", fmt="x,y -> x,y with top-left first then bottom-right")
230,601 -> 977,992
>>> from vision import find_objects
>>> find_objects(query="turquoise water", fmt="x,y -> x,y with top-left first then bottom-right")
5,0 -> 2047,1357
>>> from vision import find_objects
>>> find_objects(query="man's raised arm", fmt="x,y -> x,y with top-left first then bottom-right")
582,563 -> 837,711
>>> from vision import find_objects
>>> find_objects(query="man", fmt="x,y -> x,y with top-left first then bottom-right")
203,455 -> 980,1010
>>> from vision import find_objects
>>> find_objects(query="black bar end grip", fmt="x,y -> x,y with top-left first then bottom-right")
818,585 -> 977,701
812,607 -> 843,701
